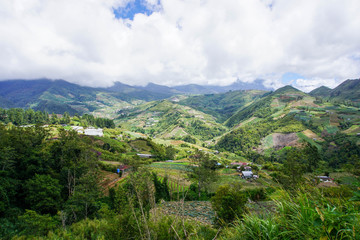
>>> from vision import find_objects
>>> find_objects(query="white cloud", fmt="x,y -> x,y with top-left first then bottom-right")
294,78 -> 338,93
0,0 -> 359,90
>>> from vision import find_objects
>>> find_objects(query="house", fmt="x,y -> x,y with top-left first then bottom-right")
71,126 -> 84,133
84,127 -> 103,137
241,171 -> 253,179
316,176 -> 333,182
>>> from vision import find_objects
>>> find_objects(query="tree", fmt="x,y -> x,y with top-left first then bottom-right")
60,112 -> 71,124
283,148 -> 305,188
25,174 -> 62,215
18,210 -> 59,237
211,184 -> 247,224
187,150 -> 218,199
64,172 -> 100,222
50,113 -> 59,124
165,145 -> 176,160
153,173 -> 170,202
0,147 -> 16,171
303,143 -> 321,172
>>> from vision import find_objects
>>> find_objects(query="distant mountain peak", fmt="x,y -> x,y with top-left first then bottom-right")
309,86 -> 332,97
274,85 -> 302,94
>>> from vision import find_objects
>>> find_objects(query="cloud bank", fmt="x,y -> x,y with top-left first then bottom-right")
0,0 -> 359,91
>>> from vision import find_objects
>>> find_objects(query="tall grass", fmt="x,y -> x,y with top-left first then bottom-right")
222,186 -> 360,240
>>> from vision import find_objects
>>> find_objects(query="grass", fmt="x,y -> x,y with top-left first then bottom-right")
130,139 -> 152,153
297,132 -> 322,150
261,134 -> 274,149
222,188 -> 360,240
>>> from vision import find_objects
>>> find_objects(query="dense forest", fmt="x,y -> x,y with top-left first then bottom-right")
0,108 -> 115,128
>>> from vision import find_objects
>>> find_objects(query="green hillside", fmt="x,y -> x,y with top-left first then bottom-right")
309,86 -> 332,97
309,79 -> 360,105
116,99 -> 228,143
225,85 -> 306,127
330,79 -> 360,102
179,90 -> 267,122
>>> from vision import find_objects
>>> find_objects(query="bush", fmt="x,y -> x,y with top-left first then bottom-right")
211,184 -> 247,224
245,188 -> 267,201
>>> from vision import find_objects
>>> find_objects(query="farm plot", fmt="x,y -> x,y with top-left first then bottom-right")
150,162 -> 190,171
157,175 -> 189,193
159,201 -> 215,224
149,162 -> 191,192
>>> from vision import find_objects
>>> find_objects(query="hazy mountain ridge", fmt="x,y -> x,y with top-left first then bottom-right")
0,78 -> 274,114
310,79 -> 360,103
173,79 -> 273,94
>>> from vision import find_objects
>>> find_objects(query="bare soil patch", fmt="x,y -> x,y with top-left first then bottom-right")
99,170 -> 124,194
272,133 -> 301,149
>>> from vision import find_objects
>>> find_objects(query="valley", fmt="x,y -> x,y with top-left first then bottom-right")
0,79 -> 360,239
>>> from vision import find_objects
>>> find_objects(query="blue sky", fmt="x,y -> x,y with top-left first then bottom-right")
281,72 -> 304,85
113,0 -> 156,20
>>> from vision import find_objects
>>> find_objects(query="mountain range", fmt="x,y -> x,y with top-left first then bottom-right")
310,79 -> 360,103
0,78 -> 272,114
0,78 -> 359,116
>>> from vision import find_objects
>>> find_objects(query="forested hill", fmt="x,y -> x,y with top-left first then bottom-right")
309,86 -> 332,98
329,79 -> 360,102
310,79 -> 360,104
116,99 -> 227,143
0,79 -> 113,115
224,85 -> 305,127
178,90 -> 268,123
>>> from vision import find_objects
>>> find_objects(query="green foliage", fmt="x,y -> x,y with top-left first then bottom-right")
0,124 -> 105,238
25,174 -> 62,215
211,184 -> 247,224
179,90 -> 267,122
229,215 -> 282,240
153,173 -> 170,202
245,188 -> 267,201
223,187 -> 360,240
187,150 -> 218,200
18,210 -> 60,237
0,107 -> 115,128
64,172 -> 101,223
225,94 -> 272,127
183,135 -> 197,144
81,114 -> 115,128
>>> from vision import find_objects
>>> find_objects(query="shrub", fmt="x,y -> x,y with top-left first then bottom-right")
245,188 -> 267,201
211,184 -> 247,224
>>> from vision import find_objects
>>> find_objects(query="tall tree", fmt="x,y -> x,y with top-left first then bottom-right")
187,150 -> 218,199
25,174 -> 62,214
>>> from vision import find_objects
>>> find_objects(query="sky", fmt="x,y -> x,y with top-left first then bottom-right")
0,0 -> 360,92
